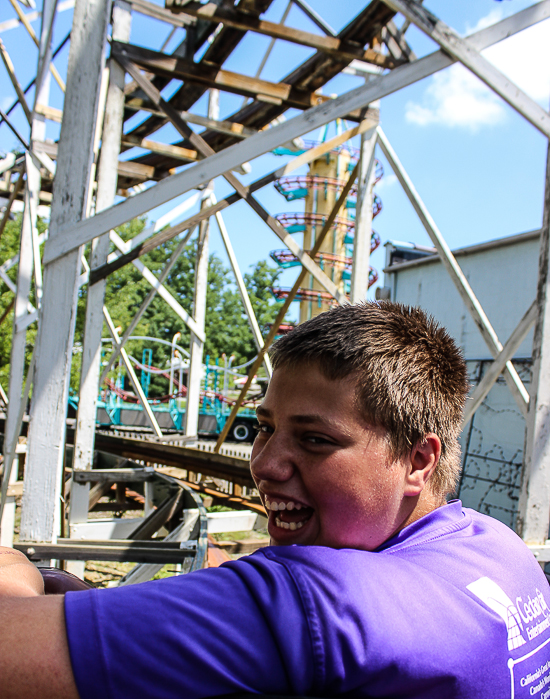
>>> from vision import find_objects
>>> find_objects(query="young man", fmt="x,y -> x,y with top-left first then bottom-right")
0,301 -> 549,699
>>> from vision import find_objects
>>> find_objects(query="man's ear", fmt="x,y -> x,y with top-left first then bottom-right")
404,433 -> 441,497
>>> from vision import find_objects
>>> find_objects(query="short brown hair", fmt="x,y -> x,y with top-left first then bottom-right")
270,301 -> 469,497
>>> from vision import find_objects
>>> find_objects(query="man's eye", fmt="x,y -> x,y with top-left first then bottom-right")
253,424 -> 272,435
305,435 -> 333,445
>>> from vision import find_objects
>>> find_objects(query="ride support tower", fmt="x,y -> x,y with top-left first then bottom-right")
271,132 -> 382,323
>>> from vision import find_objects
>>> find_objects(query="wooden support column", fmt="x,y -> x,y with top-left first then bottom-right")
518,138 -> 550,547
68,0 -> 131,565
350,126 -> 377,303
184,89 -> 219,441
20,0 -> 112,544
1,0 -> 56,547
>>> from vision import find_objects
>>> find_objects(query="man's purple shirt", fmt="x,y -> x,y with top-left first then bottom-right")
65,501 -> 550,698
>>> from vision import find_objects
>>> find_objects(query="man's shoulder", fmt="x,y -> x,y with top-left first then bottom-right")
245,500 -> 539,588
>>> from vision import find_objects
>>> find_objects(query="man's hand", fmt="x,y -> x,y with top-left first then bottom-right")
0,546 -> 45,596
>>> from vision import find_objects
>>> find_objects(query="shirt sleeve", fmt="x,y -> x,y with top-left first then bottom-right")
64,552 -> 315,699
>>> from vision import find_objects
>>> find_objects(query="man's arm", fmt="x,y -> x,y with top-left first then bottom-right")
0,547 -> 80,699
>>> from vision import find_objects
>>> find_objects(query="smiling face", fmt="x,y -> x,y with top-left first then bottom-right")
251,363 -> 420,550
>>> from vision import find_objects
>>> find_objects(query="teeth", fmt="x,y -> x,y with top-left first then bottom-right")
275,517 -> 305,531
265,498 -> 306,512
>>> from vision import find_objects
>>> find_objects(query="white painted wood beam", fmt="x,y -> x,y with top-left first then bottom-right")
69,1 -> 132,568
350,127 -> 377,303
213,206 -> 273,378
42,1 -> 550,266
184,90 -> 218,441
2,0 -> 55,547
462,301 -> 537,428
376,126 -> 529,417
21,0 -> 111,544
519,139 -> 550,545
90,120 -> 377,281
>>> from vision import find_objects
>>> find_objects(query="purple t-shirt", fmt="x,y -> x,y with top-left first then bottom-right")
65,501 -> 550,698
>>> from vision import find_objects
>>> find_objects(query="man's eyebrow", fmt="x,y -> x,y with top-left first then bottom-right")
255,406 -> 339,428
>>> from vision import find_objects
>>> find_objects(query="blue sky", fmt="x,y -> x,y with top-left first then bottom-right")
1,0 -> 549,316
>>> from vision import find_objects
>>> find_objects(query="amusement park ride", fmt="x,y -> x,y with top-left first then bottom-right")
0,0 -> 549,570
85,338 -> 262,442
270,126 -> 383,320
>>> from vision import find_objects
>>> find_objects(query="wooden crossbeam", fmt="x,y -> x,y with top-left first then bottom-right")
0,178 -> 52,203
127,0 -> 194,27
34,103 -> 62,123
166,1 -> 398,69
121,134 -> 199,162
112,41 -> 327,110
33,139 -> 157,180
124,101 -> 256,139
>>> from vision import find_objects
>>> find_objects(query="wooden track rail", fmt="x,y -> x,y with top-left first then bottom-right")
94,432 -> 256,488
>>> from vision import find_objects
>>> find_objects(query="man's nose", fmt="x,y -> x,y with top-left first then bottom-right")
250,432 -> 295,483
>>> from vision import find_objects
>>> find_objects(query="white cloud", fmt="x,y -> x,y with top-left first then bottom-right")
405,11 -> 550,131
465,8 -> 504,35
375,173 -> 397,191
1,96 -> 13,112
405,65 -> 505,130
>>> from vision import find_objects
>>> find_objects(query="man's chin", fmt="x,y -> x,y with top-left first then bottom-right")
268,513 -> 316,546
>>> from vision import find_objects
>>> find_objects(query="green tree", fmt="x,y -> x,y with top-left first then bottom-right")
100,219 -> 286,397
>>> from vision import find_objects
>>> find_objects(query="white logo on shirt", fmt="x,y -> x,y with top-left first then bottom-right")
467,577 -> 527,651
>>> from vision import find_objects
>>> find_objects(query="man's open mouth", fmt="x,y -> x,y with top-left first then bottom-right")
264,497 -> 314,531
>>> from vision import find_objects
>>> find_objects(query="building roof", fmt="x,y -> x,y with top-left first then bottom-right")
383,229 -> 542,274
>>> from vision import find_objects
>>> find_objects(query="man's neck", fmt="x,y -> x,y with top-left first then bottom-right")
398,489 -> 446,535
